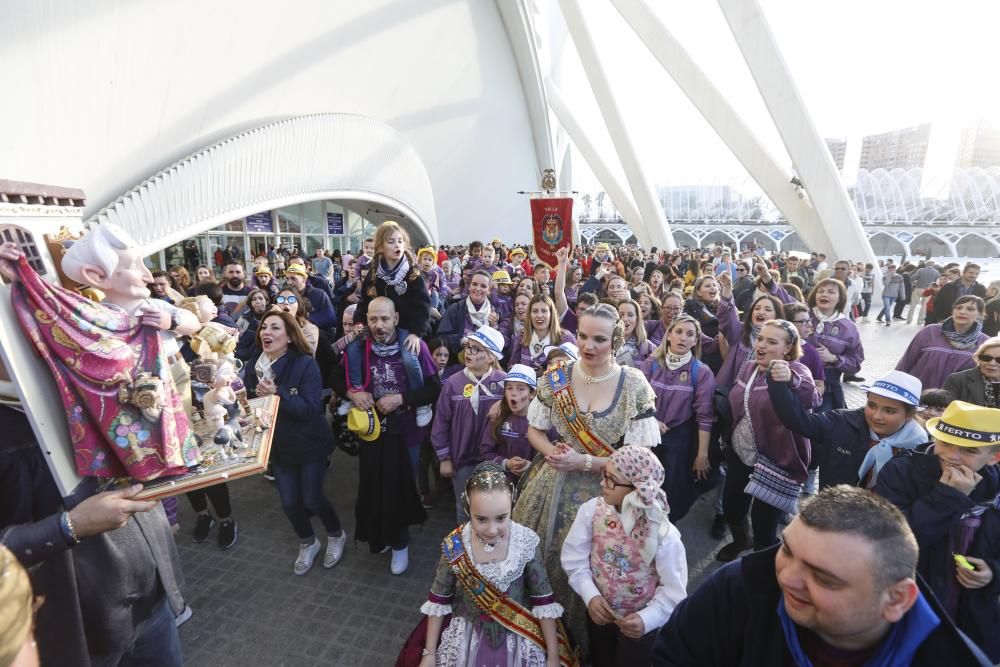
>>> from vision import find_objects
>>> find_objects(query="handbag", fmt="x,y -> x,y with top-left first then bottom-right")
744,454 -> 802,514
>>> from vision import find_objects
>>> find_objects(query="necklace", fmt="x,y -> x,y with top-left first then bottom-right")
475,533 -> 504,553
580,362 -> 617,384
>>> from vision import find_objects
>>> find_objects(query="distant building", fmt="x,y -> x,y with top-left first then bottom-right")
825,138 -> 846,171
956,119 -> 1000,168
859,123 -> 931,171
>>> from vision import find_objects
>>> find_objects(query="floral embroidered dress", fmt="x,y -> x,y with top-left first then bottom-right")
421,522 -> 564,666
511,363 -> 659,650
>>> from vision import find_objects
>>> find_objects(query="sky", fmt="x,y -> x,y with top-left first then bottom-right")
560,0 -> 1000,195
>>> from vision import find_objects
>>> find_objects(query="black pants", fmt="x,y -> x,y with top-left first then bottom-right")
186,483 -> 232,518
587,617 -> 658,666
722,447 -> 783,550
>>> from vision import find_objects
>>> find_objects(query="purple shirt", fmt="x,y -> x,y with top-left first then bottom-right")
431,368 -> 507,468
808,316 -> 864,376
509,330 -> 576,373
729,360 -> 820,483
645,319 -> 719,358
561,309 -> 578,335
640,357 -> 716,431
895,324 -> 988,390
369,340 -> 439,448
478,413 -> 536,470
422,265 -> 445,295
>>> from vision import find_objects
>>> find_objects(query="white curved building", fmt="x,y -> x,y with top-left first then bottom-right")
0,0 -> 558,258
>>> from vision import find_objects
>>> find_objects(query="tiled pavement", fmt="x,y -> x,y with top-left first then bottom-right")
177,317 -> 917,666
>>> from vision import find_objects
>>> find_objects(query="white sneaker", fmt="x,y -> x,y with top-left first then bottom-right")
415,405 -> 433,428
294,539 -> 321,575
337,400 -> 353,416
390,547 -> 409,575
324,531 -> 347,569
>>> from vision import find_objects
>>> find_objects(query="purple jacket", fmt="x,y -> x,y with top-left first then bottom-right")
800,342 -> 825,386
422,265 -> 445,295
808,315 -> 864,376
509,330 -> 576,373
645,318 -> 717,355
641,356 -> 716,431
431,368 -> 507,469
896,324 -> 988,390
729,360 -> 820,483
478,413 -> 558,478
715,284 -> 796,388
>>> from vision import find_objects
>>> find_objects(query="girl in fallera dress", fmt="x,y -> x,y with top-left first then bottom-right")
419,462 -> 571,667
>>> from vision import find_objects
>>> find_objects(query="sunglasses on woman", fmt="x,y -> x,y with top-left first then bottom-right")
275,295 -> 298,305
979,353 -> 1000,364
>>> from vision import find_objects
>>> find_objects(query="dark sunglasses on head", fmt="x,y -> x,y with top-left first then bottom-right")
275,295 -> 298,305
979,353 -> 1000,363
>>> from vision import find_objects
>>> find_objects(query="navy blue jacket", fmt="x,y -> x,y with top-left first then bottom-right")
654,544 -> 991,666
434,300 -> 474,353
768,376 -> 891,488
244,349 -> 333,466
303,283 -> 337,331
875,453 -> 1000,661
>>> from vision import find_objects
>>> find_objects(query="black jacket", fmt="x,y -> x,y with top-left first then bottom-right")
244,349 -> 333,466
353,253 -> 432,337
933,280 -> 987,322
654,544 -> 991,666
875,453 -> 1000,661
767,377 -> 884,488
943,367 -> 989,407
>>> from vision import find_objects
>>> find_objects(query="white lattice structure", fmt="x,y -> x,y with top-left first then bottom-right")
84,114 -> 439,252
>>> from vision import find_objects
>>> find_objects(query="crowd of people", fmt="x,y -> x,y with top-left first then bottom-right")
3,225 -> 1000,666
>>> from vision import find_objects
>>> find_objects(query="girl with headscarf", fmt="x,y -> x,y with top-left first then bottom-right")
560,445 -> 687,665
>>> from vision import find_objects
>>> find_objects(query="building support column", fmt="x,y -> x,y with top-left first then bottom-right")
547,81 -> 649,248
557,0 -> 674,250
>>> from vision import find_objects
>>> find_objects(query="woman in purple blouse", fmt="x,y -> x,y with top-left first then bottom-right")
896,295 -> 989,390
807,278 -> 864,411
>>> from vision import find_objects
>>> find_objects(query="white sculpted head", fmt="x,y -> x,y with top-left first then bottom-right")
62,223 -> 152,305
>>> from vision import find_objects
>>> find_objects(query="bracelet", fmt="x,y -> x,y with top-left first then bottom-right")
61,511 -> 80,545
584,454 -> 593,472
421,648 -> 431,657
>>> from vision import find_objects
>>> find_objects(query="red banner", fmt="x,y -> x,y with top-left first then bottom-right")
530,197 -> 573,270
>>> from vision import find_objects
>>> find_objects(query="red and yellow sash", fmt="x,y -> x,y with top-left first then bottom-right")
547,362 -> 615,458
443,527 -> 579,667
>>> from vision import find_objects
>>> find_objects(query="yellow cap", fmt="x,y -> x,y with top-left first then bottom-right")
254,265 -> 273,276
284,264 -> 308,278
926,401 -> 1000,448
510,247 -> 526,258
417,246 -> 436,259
347,407 -> 382,442
491,270 -> 512,285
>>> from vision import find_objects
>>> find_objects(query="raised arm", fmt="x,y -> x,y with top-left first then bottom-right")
553,246 -> 570,318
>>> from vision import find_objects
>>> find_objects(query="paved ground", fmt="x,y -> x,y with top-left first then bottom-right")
177,316 -> 916,666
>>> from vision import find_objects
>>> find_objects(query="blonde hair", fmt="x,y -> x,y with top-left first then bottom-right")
653,314 -> 703,364
521,294 -> 564,346
618,299 -> 648,347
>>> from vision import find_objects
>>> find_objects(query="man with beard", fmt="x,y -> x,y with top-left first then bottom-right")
654,486 -> 991,665
341,297 -> 440,575
220,262 -> 251,315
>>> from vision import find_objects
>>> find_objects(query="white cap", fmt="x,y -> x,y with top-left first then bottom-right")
861,370 -> 922,407
462,326 -> 505,360
503,364 -> 537,388
542,342 -> 579,361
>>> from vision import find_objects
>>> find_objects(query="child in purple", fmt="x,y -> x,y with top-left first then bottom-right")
640,314 -> 717,521
431,325 -> 508,521
479,364 -> 541,483
509,294 -> 575,373
417,246 -> 445,311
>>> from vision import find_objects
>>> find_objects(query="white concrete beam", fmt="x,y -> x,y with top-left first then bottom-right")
609,0 -> 832,255
547,80 -> 649,247
717,0 -> 881,290
557,0 -> 675,250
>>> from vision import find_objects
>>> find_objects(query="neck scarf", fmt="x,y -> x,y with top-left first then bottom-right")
812,307 -> 845,335
466,296 -> 491,329
664,350 -> 692,370
743,324 -> 762,362
529,330 -> 551,357
777,593 -> 939,667
941,317 -> 983,350
372,335 -> 401,358
513,318 -> 525,339
857,420 -> 928,483
377,255 -> 410,295
254,351 -> 285,382
462,366 -> 499,415
611,446 -> 670,565
985,380 -> 1000,409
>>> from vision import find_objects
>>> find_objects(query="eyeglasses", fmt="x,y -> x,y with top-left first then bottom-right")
979,353 -> 1000,364
463,344 -> 487,356
663,305 -> 683,312
275,295 -> 298,305
601,471 -> 634,490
